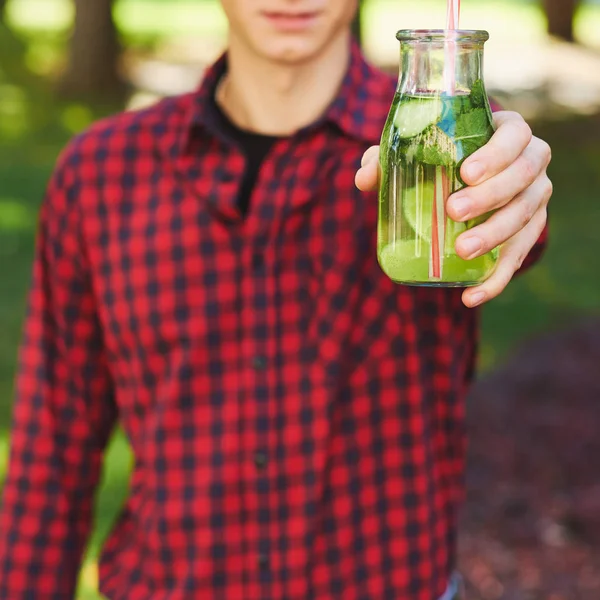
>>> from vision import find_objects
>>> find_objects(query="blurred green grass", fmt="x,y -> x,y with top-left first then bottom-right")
1,1 -> 600,598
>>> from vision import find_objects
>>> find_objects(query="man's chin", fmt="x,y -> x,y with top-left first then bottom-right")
258,40 -> 323,66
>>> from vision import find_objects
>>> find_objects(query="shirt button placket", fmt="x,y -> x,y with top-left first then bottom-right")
248,246 -> 272,590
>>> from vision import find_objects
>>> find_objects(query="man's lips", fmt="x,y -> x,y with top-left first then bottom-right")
261,10 -> 322,32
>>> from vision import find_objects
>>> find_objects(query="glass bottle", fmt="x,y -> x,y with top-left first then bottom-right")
378,29 -> 498,287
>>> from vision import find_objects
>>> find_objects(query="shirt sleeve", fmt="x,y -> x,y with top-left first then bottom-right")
0,142 -> 118,598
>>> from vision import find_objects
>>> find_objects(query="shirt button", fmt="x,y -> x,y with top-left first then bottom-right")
258,553 -> 270,571
254,451 -> 268,470
252,356 -> 267,370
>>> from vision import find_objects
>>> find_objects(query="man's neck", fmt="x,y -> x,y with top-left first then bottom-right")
217,33 -> 351,136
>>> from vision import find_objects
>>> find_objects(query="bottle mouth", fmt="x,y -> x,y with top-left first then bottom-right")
396,29 -> 490,44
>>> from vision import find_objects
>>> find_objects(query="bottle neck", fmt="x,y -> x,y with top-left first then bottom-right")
398,41 -> 485,96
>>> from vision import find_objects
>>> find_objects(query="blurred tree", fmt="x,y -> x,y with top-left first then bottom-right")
0,0 -> 7,23
543,0 -> 581,42
59,0 -> 125,101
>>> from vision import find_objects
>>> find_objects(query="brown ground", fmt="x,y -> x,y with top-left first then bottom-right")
459,319 -> 600,599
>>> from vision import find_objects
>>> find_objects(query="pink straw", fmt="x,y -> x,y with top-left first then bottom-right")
430,170 -> 441,279
446,0 -> 460,30
443,0 -> 461,94
430,0 -> 461,279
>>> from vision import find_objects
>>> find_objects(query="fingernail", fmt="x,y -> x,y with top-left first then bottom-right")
459,236 -> 483,258
464,161 -> 484,183
469,292 -> 486,307
450,195 -> 471,220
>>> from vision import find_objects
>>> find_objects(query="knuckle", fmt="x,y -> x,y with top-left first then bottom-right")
536,207 -> 548,233
543,178 -> 554,202
501,110 -> 522,122
362,145 -> 379,167
477,183 -> 499,208
503,258 -> 517,281
477,236 -> 491,255
486,273 -> 509,299
519,120 -> 533,142
512,256 -> 524,273
520,203 -> 536,230
508,118 -> 532,144
481,230 -> 500,256
514,250 -> 528,271
520,156 -> 537,185
542,140 -> 552,165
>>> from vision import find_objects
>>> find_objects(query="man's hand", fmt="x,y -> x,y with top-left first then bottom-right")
356,111 -> 552,308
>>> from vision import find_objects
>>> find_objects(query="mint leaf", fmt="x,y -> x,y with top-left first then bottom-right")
456,108 -> 489,136
470,79 -> 486,108
412,125 -> 457,167
420,144 -> 452,166
438,95 -> 464,137
455,109 -> 494,158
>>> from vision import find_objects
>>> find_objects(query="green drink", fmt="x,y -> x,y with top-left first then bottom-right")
378,30 -> 498,287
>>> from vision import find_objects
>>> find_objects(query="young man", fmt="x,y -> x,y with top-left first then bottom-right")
0,1 -> 551,598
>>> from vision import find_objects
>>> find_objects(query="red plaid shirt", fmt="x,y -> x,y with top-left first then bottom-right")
0,43 -> 546,599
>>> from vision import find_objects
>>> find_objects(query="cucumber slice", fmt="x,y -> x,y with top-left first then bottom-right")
401,182 -> 467,245
402,183 -> 435,241
395,97 -> 442,139
379,241 -> 430,282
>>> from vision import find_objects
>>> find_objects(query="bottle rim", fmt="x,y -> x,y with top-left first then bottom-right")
396,29 -> 490,43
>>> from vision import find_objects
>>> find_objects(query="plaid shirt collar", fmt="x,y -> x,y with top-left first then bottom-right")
178,40 -> 384,153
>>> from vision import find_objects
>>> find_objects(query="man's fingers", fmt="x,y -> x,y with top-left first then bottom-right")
461,111 -> 533,186
461,207 -> 548,308
356,145 -> 380,191
361,145 -> 380,167
455,174 -> 551,260
448,137 -> 551,221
